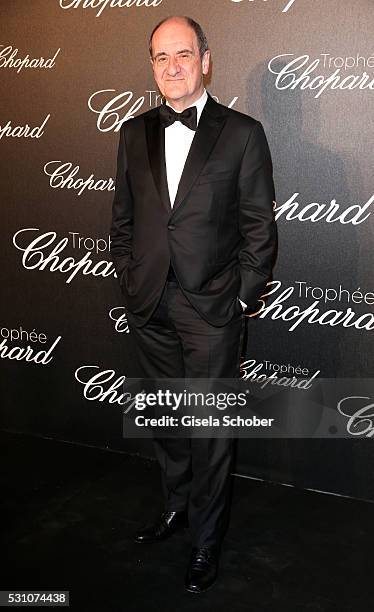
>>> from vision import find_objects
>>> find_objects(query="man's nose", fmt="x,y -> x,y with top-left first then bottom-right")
167,56 -> 180,76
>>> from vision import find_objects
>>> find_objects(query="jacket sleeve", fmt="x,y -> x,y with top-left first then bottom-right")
237,121 -> 277,310
109,125 -> 134,284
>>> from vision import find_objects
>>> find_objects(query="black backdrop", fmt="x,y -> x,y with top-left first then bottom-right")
1,0 -> 373,500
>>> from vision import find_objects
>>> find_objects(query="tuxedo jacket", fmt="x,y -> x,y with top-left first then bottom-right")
110,93 -> 277,327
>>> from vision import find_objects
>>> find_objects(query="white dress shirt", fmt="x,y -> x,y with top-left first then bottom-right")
164,89 -> 247,311
165,88 -> 208,206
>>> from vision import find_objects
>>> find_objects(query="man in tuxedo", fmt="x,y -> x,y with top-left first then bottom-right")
110,15 -> 277,592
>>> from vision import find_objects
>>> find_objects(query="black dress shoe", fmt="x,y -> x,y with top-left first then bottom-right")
185,546 -> 219,593
134,510 -> 189,543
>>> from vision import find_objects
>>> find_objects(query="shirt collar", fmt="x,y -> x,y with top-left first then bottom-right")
165,88 -> 208,126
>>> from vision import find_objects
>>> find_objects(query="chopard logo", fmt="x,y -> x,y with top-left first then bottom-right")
0,46 -> 60,74
75,365 -> 137,408
44,160 -> 115,196
338,396 -> 374,437
0,325 -> 62,366
13,228 -> 116,284
88,89 -> 239,132
230,0 -> 297,13
109,307 -> 130,333
59,0 -> 163,18
240,358 -> 320,390
0,114 -> 50,140
268,53 -> 374,98
255,280 -> 374,333
274,193 -> 374,226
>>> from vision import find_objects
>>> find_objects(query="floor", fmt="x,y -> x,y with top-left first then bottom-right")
1,430 -> 373,612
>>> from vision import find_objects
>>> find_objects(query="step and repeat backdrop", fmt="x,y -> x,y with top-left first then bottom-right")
1,1 -> 373,499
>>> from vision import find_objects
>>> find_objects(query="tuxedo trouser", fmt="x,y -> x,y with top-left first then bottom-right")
126,271 -> 246,549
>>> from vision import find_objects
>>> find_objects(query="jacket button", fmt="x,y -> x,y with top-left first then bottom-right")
167,224 -> 176,230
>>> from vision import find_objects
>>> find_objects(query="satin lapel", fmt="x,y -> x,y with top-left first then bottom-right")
145,113 -> 171,212
171,102 -> 228,215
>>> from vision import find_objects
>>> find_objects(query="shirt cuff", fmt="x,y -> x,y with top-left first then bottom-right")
238,298 -> 247,311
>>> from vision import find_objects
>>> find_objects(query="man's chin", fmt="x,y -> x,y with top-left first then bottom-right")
164,84 -> 187,97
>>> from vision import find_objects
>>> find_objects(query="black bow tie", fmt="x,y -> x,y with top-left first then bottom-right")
159,104 -> 197,131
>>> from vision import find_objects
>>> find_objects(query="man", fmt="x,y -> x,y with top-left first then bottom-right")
110,15 -> 277,593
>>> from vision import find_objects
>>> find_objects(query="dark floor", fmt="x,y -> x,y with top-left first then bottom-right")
1,430 -> 373,612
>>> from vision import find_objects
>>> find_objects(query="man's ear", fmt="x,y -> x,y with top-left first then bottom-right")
202,50 -> 211,75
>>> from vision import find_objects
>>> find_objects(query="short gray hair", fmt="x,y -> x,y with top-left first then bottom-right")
149,16 -> 209,59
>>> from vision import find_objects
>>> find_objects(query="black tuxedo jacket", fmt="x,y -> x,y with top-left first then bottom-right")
110,93 -> 277,327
